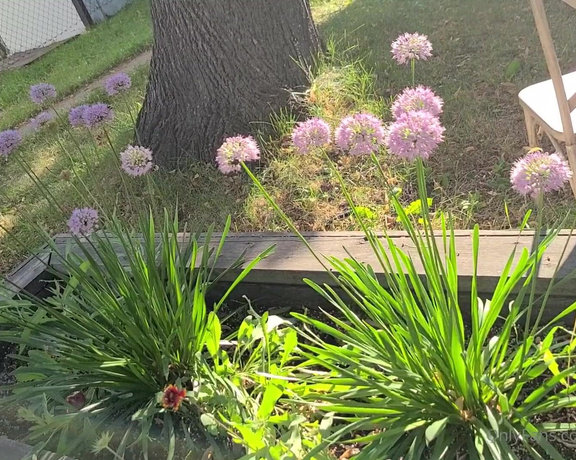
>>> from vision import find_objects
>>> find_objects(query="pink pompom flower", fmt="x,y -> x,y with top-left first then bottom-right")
292,118 -> 332,154
0,129 -> 22,158
104,72 -> 132,96
69,105 -> 89,128
29,83 -> 57,105
335,113 -> 386,156
386,110 -> 445,161
392,86 -> 443,119
83,103 -> 114,129
216,135 -> 260,174
510,150 -> 572,198
120,145 -> 153,177
68,208 -> 99,236
391,33 -> 433,65
30,111 -> 54,131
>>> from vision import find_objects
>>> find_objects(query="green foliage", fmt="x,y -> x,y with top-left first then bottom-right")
0,0 -> 152,131
0,212 -> 277,459
243,154 -> 576,459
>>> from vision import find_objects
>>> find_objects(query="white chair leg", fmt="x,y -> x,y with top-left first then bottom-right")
564,144 -> 576,199
548,135 -> 564,155
523,108 -> 539,147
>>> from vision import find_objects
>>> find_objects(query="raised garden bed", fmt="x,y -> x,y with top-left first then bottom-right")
2,230 -> 576,459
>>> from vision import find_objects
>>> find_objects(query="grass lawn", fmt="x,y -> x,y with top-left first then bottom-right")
2,0 -> 576,273
246,0 -> 576,232
0,0 -> 152,132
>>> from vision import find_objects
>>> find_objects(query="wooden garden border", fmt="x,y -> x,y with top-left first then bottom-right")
3,230 -> 576,323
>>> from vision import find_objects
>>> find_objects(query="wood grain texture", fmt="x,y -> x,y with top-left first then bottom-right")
0,249 -> 51,300
50,230 -> 576,295
6,231 -> 576,323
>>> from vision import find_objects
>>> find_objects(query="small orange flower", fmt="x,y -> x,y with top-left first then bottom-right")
162,385 -> 186,411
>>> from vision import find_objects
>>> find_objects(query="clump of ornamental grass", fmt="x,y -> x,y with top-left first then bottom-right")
235,33 -> 576,459
0,212 -> 280,459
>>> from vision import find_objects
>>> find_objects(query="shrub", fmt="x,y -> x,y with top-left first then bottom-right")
0,212 -> 275,458
245,147 -> 576,458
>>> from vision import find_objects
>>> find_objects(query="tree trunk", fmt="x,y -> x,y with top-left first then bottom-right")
137,0 -> 321,168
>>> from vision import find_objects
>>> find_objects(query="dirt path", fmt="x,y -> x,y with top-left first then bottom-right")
19,49 -> 152,137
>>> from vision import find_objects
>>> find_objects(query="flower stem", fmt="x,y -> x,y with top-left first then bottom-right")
103,127 -> 133,212
411,59 -> 416,87
517,193 -> 545,380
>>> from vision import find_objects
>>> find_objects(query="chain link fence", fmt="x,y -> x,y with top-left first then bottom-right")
0,0 -> 131,69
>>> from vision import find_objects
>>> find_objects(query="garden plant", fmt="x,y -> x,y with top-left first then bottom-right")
0,28 -> 575,460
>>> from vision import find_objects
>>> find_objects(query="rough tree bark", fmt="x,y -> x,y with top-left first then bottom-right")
137,0 -> 321,168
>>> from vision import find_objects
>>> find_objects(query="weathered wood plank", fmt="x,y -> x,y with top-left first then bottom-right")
563,0 -> 576,10
0,248 -> 52,300
49,230 -> 576,298
0,436 -> 75,460
5,230 -> 576,324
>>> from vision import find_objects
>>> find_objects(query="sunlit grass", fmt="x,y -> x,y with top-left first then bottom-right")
0,0 -> 152,131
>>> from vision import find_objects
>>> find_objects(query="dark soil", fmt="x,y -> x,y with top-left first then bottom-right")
0,341 -> 31,441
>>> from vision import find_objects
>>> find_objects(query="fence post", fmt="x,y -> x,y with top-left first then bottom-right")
71,0 -> 94,28
0,35 -> 9,59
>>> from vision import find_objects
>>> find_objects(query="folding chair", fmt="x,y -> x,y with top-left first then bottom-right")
519,0 -> 576,196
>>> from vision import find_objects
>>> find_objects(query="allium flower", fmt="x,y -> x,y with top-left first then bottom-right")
386,110 -> 445,160
216,135 -> 260,174
162,385 -> 186,411
335,113 -> 386,155
0,129 -> 22,157
83,103 -> 114,129
510,150 -> 572,198
69,105 -> 89,128
120,145 -> 153,177
104,72 -> 132,96
67,207 -> 99,236
30,111 -> 54,131
292,118 -> 332,154
391,33 -> 433,65
392,86 -> 443,119
29,83 -> 57,104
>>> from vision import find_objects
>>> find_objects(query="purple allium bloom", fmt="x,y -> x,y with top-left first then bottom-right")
391,33 -> 433,65
104,72 -> 132,96
216,135 -> 260,174
386,110 -> 445,160
69,105 -> 89,128
30,111 -> 54,131
335,113 -> 386,155
392,86 -> 443,119
0,129 -> 22,157
83,103 -> 114,129
120,145 -> 153,177
29,83 -> 57,105
510,150 -> 572,198
292,118 -> 332,154
67,207 -> 99,236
